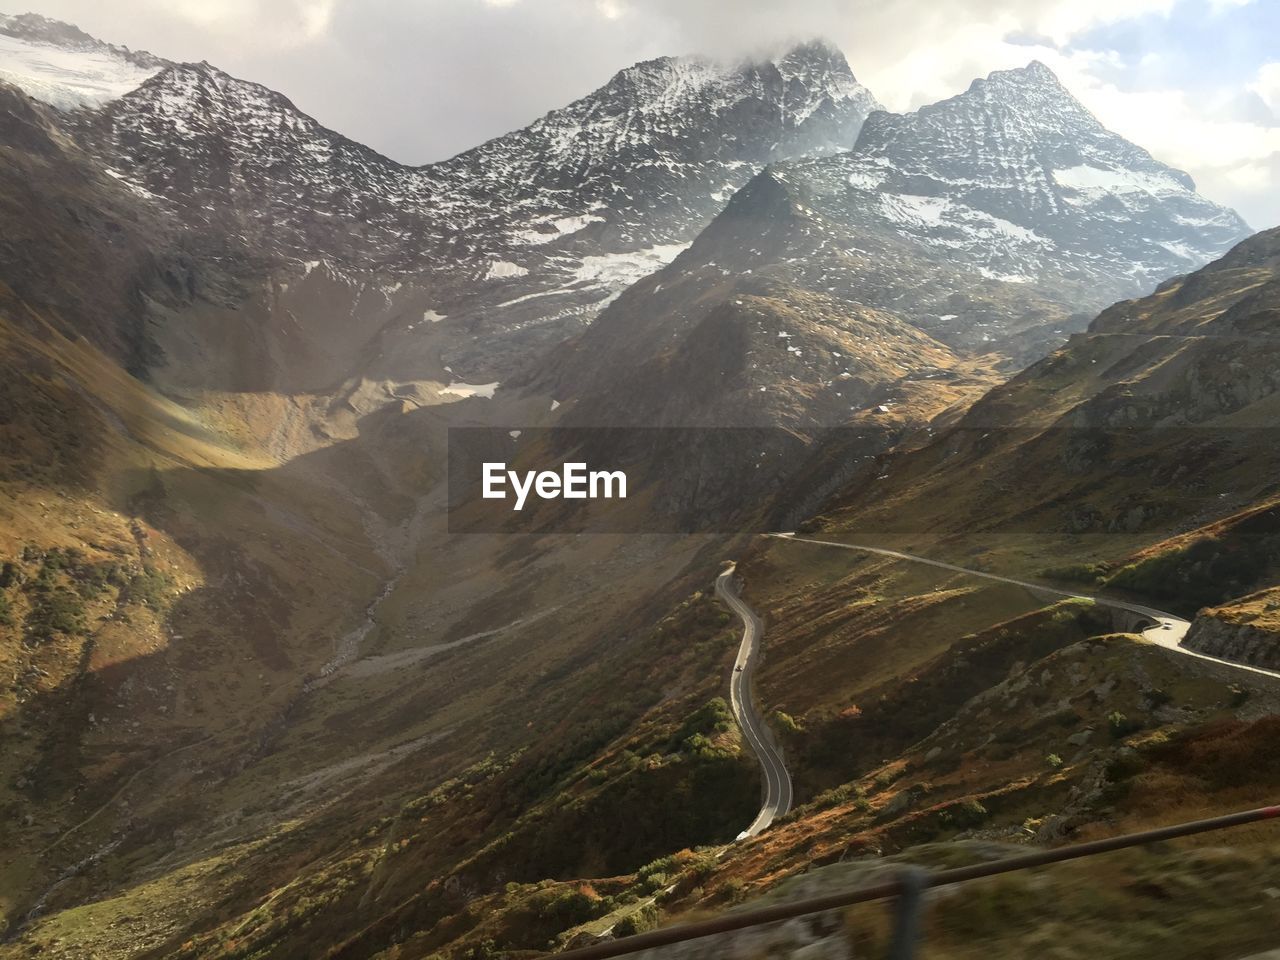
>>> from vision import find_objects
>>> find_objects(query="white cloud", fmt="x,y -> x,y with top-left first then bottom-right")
15,0 -> 1280,227
166,0 -> 337,43
1250,62 -> 1280,115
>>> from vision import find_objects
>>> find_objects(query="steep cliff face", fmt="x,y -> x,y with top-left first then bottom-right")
0,79 -> 219,375
1185,589 -> 1280,670
822,62 -> 1250,307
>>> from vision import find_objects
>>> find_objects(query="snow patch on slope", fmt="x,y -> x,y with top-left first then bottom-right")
877,192 -> 1049,249
0,31 -> 159,108
513,213 -> 606,245
573,243 -> 691,301
485,260 -> 530,280
440,381 -> 499,399
1052,164 -> 1184,200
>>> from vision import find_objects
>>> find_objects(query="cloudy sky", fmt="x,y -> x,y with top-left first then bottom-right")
19,0 -> 1280,227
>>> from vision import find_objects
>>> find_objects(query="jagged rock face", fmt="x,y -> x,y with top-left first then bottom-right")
477,59 -> 1251,380
70,64 -> 428,264
764,62 -> 1251,346
64,44 -> 879,271
448,40 -> 882,251
0,81 -> 214,373
40,37 -> 879,379
538,61 -> 1252,426
1,11 -> 162,65
1185,614 -> 1280,671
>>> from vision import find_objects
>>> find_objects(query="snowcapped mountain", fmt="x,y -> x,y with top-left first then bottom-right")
19,27 -> 876,378
64,41 -> 879,269
0,12 -> 165,108
789,61 -> 1250,319
71,62 -> 428,259
532,62 -> 1251,432
401,41 -> 882,372
0,15 -> 1249,399
449,39 -> 882,250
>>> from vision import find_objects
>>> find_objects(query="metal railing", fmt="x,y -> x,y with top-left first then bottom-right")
550,805 -> 1280,960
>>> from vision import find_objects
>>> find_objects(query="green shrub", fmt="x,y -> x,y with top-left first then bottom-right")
1045,754 -> 1064,769
1143,688 -> 1173,709
772,711 -> 803,735
1041,563 -> 1107,585
121,566 -> 170,607
811,782 -> 866,810
686,853 -> 718,882
0,560 -> 20,588
940,798 -> 990,829
871,768 -> 903,792
636,853 -> 681,882
641,872 -> 668,894
532,888 -> 603,924
674,699 -> 736,757
25,584 -> 87,642
614,905 -> 658,937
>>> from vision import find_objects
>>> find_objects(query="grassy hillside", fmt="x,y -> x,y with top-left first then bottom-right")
4,70 -> 1280,960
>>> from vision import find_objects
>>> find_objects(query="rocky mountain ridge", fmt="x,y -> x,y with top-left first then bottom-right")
807,61 -> 1251,318
0,20 -> 884,380
527,60 -> 1250,473
62,38 -> 881,266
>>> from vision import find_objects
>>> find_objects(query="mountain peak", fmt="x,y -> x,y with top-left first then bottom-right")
0,11 -> 97,47
1002,59 -> 1060,83
771,38 -> 852,71
125,60 -> 304,121
0,10 -> 164,66
967,58 -> 1077,98
766,38 -> 875,106
780,56 -> 1249,319
957,58 -> 1098,128
605,40 -> 865,99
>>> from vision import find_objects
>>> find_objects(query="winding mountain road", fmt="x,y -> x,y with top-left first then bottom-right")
716,565 -> 793,838
716,533 -> 1280,841
767,533 -> 1280,681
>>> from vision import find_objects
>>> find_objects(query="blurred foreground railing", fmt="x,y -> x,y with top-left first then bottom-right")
550,805 -> 1280,960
